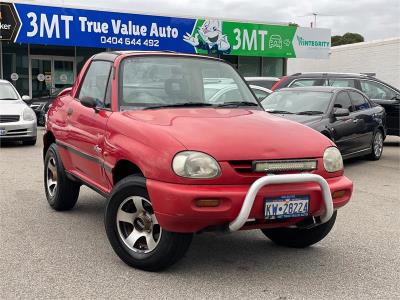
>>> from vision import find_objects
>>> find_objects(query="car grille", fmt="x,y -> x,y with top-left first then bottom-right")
5,129 -> 28,136
229,159 -> 318,174
0,115 -> 20,123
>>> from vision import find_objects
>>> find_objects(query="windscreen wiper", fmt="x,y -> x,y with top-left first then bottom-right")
296,110 -> 324,115
216,101 -> 259,108
266,109 -> 294,114
144,102 -> 214,110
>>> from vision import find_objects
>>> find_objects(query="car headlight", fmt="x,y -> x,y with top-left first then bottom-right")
172,151 -> 221,178
23,107 -> 36,121
323,147 -> 343,172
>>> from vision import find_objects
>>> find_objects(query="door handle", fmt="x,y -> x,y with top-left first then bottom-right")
67,108 -> 73,116
94,145 -> 102,154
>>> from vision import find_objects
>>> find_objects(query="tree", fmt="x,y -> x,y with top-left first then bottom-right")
331,32 -> 364,46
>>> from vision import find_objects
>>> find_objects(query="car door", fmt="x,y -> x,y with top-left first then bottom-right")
329,91 -> 359,155
359,79 -> 400,135
65,60 -> 113,191
348,90 -> 375,152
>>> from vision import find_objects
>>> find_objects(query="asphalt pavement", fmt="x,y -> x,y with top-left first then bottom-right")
0,132 -> 399,300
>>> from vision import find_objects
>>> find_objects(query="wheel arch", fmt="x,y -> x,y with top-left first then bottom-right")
112,160 -> 144,185
43,131 -> 56,160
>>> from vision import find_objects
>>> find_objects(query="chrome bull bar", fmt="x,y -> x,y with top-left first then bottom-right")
228,173 -> 334,232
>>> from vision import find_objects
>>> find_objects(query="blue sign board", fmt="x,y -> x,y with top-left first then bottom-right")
13,3 -> 196,52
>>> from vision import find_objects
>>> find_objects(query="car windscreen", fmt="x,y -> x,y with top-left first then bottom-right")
0,83 -> 19,100
261,91 -> 333,114
119,56 -> 258,110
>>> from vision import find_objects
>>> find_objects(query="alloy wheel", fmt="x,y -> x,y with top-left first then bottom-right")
373,131 -> 383,158
46,157 -> 58,197
116,196 -> 162,253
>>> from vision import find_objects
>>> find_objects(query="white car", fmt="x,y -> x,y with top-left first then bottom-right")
0,80 -> 37,145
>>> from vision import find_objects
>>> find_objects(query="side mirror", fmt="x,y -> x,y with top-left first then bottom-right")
80,96 -> 97,109
333,108 -> 350,117
21,95 -> 32,104
395,94 -> 400,101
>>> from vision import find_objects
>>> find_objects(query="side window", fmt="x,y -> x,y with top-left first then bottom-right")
360,80 -> 396,100
289,79 -> 324,87
328,78 -> 355,88
334,91 -> 353,111
78,61 -> 112,107
349,91 -> 370,111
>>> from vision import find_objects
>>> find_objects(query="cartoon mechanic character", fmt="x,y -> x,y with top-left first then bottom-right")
183,20 -> 231,55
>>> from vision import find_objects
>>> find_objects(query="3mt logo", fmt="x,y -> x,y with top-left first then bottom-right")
0,3 -> 21,41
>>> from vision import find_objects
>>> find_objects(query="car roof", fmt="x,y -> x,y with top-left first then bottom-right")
245,77 -> 280,81
278,86 -> 357,93
0,79 -> 12,84
288,72 -> 373,78
93,50 -> 223,62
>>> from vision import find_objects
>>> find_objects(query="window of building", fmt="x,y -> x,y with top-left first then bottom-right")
262,58 -> 284,77
238,56 -> 261,77
1,42 -> 30,96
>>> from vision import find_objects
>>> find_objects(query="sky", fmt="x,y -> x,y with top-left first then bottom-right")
14,0 -> 400,40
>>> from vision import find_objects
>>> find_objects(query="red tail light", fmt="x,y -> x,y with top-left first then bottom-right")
271,76 -> 288,91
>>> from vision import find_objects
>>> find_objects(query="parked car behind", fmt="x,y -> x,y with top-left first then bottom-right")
245,76 -> 280,90
30,86 -> 71,126
261,86 -> 386,160
0,80 -> 37,146
44,51 -> 353,271
271,72 -> 399,136
249,85 -> 272,101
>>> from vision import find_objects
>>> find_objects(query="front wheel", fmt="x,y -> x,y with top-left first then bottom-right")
105,175 -> 193,271
261,211 -> 337,248
368,130 -> 384,160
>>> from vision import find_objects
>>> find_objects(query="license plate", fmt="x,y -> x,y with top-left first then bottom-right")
265,195 -> 309,219
0,128 -> 6,136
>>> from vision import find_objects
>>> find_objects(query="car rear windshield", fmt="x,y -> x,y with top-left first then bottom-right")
0,83 -> 19,100
119,56 -> 258,110
261,91 -> 333,114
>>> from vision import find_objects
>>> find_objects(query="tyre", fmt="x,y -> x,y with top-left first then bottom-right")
44,143 -> 80,211
23,138 -> 36,146
368,129 -> 384,160
105,175 -> 193,271
261,211 -> 337,248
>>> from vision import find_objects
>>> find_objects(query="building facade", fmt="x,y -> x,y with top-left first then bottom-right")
0,1 -> 331,98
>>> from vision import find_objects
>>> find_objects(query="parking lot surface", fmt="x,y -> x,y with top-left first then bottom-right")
0,133 -> 399,300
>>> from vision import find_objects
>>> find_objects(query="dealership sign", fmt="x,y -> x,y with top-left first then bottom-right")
0,2 -> 331,58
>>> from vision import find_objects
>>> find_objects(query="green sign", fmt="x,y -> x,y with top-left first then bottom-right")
183,19 -> 331,58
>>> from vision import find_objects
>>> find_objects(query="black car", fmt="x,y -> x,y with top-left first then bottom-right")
272,72 -> 399,136
30,87 -> 71,126
261,86 -> 386,160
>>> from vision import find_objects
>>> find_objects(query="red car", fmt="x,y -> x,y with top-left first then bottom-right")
43,51 -> 353,271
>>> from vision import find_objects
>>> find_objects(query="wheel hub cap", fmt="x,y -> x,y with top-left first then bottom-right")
116,196 -> 162,253
46,157 -> 58,197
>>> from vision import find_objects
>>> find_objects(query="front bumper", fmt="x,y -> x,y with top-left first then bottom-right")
147,174 -> 353,233
0,119 -> 37,141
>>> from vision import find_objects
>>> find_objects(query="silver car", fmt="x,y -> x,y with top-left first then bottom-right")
0,80 -> 37,145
